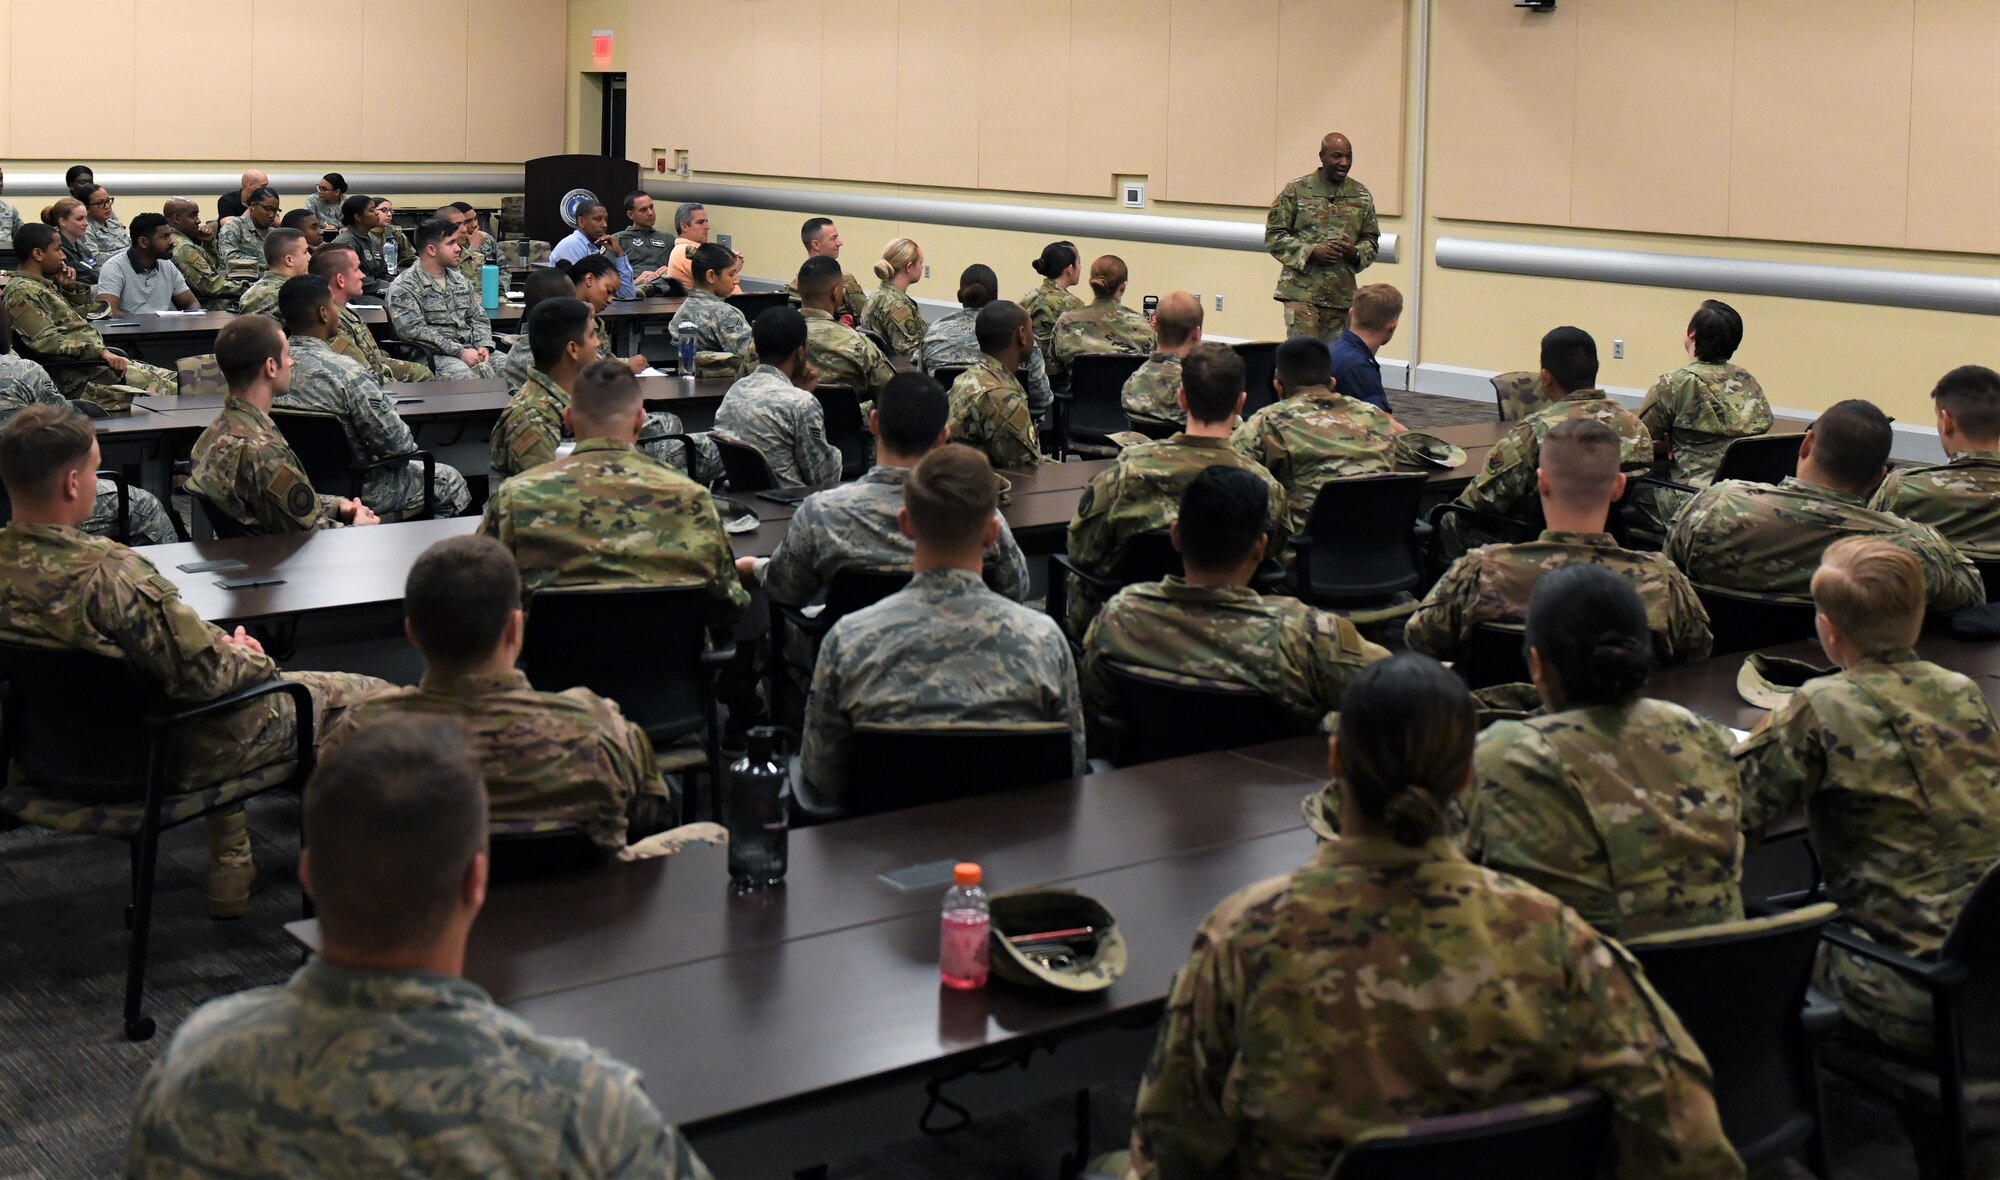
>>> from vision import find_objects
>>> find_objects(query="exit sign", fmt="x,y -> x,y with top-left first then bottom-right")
591,30 -> 614,68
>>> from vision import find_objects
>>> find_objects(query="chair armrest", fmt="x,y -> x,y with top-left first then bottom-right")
1427,501 -> 1535,534
699,638 -> 739,669
789,762 -> 849,823
773,600 -> 837,640
378,340 -> 428,363
1820,924 -> 1970,991
1051,553 -> 1126,596
1287,532 -> 1312,558
1633,474 -> 1697,496
1800,993 -> 1843,1039
349,449 -> 436,519
153,680 -> 317,759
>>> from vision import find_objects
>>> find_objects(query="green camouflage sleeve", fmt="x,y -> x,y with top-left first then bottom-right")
1733,692 -> 1822,834
1663,568 -> 1715,664
800,628 -> 852,804
1456,424 -> 1538,516
478,488 -> 510,544
1302,614 -> 1389,717
490,403 -> 558,476
1354,196 -> 1380,270
693,495 -> 752,629
1066,468 -> 1121,573
6,287 -> 97,359
1636,374 -> 1676,439
1866,471 -> 1906,515
1229,415 -> 1282,486
1911,525 -> 1985,611
862,337 -> 895,397
1078,611 -> 1118,724
989,392 -> 1044,472
1463,722 -> 1597,871
1404,554 -> 1480,660
89,564 -> 280,706
1263,184 -> 1310,271
1662,485 -> 1720,576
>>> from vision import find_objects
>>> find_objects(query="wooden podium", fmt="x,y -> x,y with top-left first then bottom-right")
522,155 -> 642,244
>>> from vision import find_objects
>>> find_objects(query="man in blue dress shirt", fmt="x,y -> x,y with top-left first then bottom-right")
550,199 -> 667,301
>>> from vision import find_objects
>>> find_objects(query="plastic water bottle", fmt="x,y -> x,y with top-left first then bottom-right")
676,325 -> 697,389
480,264 -> 500,312
724,727 -> 789,893
382,235 -> 399,275
939,863 -> 990,990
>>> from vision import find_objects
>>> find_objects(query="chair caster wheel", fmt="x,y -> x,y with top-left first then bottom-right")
125,1016 -> 155,1041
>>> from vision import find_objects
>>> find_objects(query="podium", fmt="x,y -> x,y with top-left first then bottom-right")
522,155 -> 642,245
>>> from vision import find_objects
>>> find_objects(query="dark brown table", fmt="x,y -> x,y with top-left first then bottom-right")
135,380 -> 516,425
1647,632 -> 2000,733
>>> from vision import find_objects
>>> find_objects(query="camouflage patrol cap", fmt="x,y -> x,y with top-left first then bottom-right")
1736,651 -> 1836,709
988,889 -> 1127,993
1391,431 -> 1467,470
1303,783 -> 1339,842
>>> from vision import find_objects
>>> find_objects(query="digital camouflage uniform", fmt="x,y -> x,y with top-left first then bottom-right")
613,224 -> 679,296
1665,477 -> 1984,613
325,669 -> 670,855
168,230 -> 244,307
1465,698 -> 1745,940
126,959 -> 714,1180
303,194 -> 344,232
279,335 -> 470,518
1868,450 -> 2000,561
1120,352 -> 1186,427
2,270 -> 175,405
1407,531 -> 1713,666
1065,435 -> 1285,638
480,438 -> 749,631
1051,296 -> 1157,372
488,366 -> 710,483
331,226 -> 391,299
83,216 -> 130,260
861,280 -> 924,359
233,270 -> 290,319
1020,280 -> 1082,385
333,302 -> 433,384
783,272 -> 869,321
1441,389 -> 1653,559
1231,387 -> 1396,533
0,200 -> 20,242
1736,650 -> 2000,1056
667,288 -> 756,378
919,307 -> 1054,421
1632,362 -> 1773,537
0,354 -> 176,544
186,394 -> 346,534
714,364 -> 842,489
387,265 -> 501,380
1129,836 -> 1743,1180
215,215 -> 268,278
1264,172 -> 1380,342
947,354 -> 1043,473
1082,577 -> 1389,732
802,569 -> 1085,804
801,308 -> 894,401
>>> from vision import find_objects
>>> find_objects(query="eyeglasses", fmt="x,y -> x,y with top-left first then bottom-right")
255,204 -> 280,214
88,198 -> 114,208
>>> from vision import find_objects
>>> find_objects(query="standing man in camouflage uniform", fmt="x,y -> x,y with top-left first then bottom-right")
784,217 -> 869,320
1667,399 -> 1983,613
1051,255 -> 1157,369
1084,466 -> 1387,734
1869,365 -> 2000,560
388,219 -> 500,380
919,264 -> 1055,424
216,186 -> 280,278
0,405 -> 385,920
164,197 -> 244,308
312,245 -> 433,384
186,316 -> 380,534
331,195 -> 392,299
1411,420 -> 1712,666
796,256 -> 895,403
278,276 -> 469,519
714,307 -> 843,490
1120,291 -> 1203,429
801,445 -> 1084,806
945,300 -> 1043,472
233,227 -> 311,317
126,715 -> 716,1177
1066,343 -> 1286,639
1232,336 -> 1396,533
1737,537 -> 2000,1064
1265,131 -> 1380,343
5,223 -> 176,405
1631,300 -> 1773,539
614,191 -> 681,297
668,242 -> 757,377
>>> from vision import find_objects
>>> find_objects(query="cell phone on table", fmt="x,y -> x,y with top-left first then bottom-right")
1142,295 -> 1159,316
754,490 -> 806,506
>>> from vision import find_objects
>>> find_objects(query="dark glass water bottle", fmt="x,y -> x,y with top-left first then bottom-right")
677,324 -> 697,379
725,726 -> 789,892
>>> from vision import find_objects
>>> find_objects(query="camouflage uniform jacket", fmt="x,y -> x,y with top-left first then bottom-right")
802,569 -> 1085,804
234,270 -> 288,318
0,356 -> 176,544
613,224 -> 677,281
331,226 -> 391,298
861,280 -> 925,359
1020,279 -> 1082,382
947,354 -> 1043,473
326,669 -> 667,854
83,216 -> 130,259
215,215 -> 268,277
783,272 -> 870,321
0,199 -> 19,242
1868,450 -> 2000,561
1638,361 -> 1772,491
488,368 -> 702,481
1066,434 -> 1285,637
918,307 -> 1054,420
387,263 -> 494,357
1665,477 -> 1984,612
126,959 -> 713,1180
1466,698 -> 1746,941
1407,531 -> 1714,666
168,230 -> 244,306
1130,836 -> 1741,1180
332,303 -> 430,384
1736,650 -> 2000,1056
1231,387 -> 1397,532
1455,389 -> 1653,520
1264,172 -> 1381,310
1082,577 -> 1389,732
186,394 -> 345,534
481,438 -> 749,629
3,269 -> 105,365
278,335 -> 468,518
666,288 -> 756,378
303,194 -> 344,231
1121,352 -> 1186,426
1051,296 -> 1157,370
800,308 -> 894,400
760,465 -> 1030,607
714,364 -> 843,489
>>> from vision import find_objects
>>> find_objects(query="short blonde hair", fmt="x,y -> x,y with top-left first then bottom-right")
1350,284 -> 1403,332
904,443 -> 999,551
1812,537 -> 1925,654
873,237 -> 921,282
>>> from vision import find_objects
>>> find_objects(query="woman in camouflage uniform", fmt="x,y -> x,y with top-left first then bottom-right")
1020,240 -> 1081,383
1051,254 -> 1155,370
1631,299 -> 1773,537
667,243 -> 756,378
861,237 -> 925,360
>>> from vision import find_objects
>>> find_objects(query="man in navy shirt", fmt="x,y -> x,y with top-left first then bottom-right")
1327,283 -> 1401,415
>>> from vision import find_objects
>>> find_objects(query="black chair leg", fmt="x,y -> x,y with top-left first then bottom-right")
123,819 -> 162,1041
1057,1087 -> 1091,1179
124,838 -> 140,928
1934,998 -> 1970,1180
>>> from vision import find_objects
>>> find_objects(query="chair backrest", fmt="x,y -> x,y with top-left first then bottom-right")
1115,528 -> 1184,585
1299,473 -> 1430,602
712,435 -> 780,493
844,723 -> 1075,816
176,353 -> 226,398
726,290 -> 792,320
1974,559 -> 2000,604
0,642 -> 157,801
520,585 -> 712,744
1102,662 -> 1295,766
811,384 -> 871,479
1627,904 -> 1837,1168
1939,860 -> 2000,1077
932,365 -> 968,389
1715,433 -> 1804,485
822,566 -> 912,622
1067,354 -> 1147,439
856,326 -> 891,355
486,823 -> 608,882
1234,341 -> 1282,417
1694,585 -> 1818,657
1328,1088 -> 1611,1180
1491,370 -> 1556,422
187,489 -> 253,540
1465,623 -> 1530,689
269,409 -> 360,499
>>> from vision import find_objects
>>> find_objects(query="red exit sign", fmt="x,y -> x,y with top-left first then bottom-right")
591,30 -> 613,68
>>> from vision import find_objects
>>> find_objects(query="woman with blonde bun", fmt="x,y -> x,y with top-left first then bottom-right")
862,237 -> 925,359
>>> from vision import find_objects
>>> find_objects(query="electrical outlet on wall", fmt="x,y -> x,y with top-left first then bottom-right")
1215,295 -> 1225,311
1613,339 -> 1625,359
923,265 -> 931,278
717,233 -> 732,251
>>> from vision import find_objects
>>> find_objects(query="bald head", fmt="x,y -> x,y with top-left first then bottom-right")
163,198 -> 201,236
240,169 -> 268,194
1318,133 -> 1353,183
1154,291 -> 1204,349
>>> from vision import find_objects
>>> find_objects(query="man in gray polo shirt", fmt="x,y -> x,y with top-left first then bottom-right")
96,213 -> 197,315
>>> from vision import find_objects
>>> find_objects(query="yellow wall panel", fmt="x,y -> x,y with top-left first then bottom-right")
1570,0 -> 1733,237
622,0 -> 677,165
1906,0 -> 2000,253
1065,0 -> 1168,196
139,1 -> 254,162
820,0 -> 897,181
1427,1 -> 1576,225
361,0 -> 469,162
253,0 -> 363,160
467,0 -> 566,162
895,0 -> 978,187
12,0 -> 137,158
1727,0 -> 1913,247
978,0 -> 1070,193
1273,0 -> 1406,214
1164,0 -> 1278,206
0,0 -> 12,155
688,0 -> 757,173
752,0 -> 824,178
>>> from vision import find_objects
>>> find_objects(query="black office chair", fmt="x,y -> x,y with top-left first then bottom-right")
487,822 -> 609,883
270,408 -> 437,520
1715,433 -> 1804,486
769,567 -> 912,718
12,333 -> 125,379
1059,353 -> 1147,449
1426,501 -> 1541,573
187,489 -> 253,540
1099,662 -> 1295,767
726,291 -> 792,320
0,644 -> 316,1040
1327,1088 -> 1611,1179
1627,904 -> 1839,1175
1462,622 -> 1531,689
857,326 -> 892,356
712,435 -> 780,493
1234,341 -> 1281,417
1049,529 -> 1184,631
792,722 -> 1075,822
1694,585 -> 1818,656
811,384 -> 871,479
1977,559 -> 2000,604
519,584 -> 736,821
932,365 -> 969,389
1289,473 -> 1431,607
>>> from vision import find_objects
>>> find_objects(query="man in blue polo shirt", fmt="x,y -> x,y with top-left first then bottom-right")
1326,282 -> 1401,415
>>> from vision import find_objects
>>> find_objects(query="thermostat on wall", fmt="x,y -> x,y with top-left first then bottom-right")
1122,183 -> 1146,209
